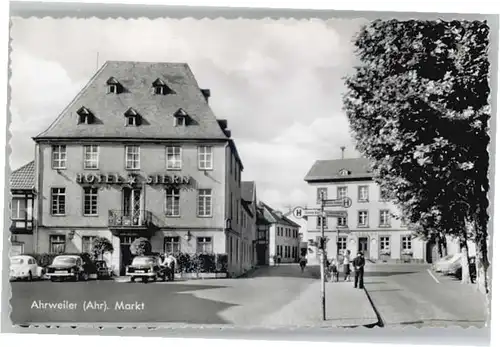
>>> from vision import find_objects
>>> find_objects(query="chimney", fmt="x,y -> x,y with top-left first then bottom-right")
201,89 -> 211,103
341,146 -> 346,159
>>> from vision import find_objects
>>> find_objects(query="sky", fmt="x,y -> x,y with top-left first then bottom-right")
9,17 -> 368,211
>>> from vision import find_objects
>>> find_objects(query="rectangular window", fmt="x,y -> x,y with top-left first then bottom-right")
380,236 -> 390,253
338,236 -> 347,254
49,235 -> 66,254
82,236 -> 96,254
337,215 -> 348,227
358,211 -> 368,227
358,185 -> 369,202
166,146 -> 182,170
197,237 -> 213,253
51,188 -> 66,215
316,216 -> 327,229
52,145 -> 67,169
317,188 -> 327,203
164,236 -> 181,254
198,189 -> 212,217
83,145 -> 99,169
198,146 -> 213,170
11,197 -> 27,220
125,145 -> 140,169
165,188 -> 180,216
402,236 -> 412,251
83,187 -> 98,216
337,186 -> 348,199
380,210 -> 391,227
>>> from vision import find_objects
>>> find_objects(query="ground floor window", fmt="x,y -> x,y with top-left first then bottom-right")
402,235 -> 412,252
337,236 -> 347,254
164,236 -> 181,254
10,242 -> 24,256
380,236 -> 391,255
82,236 -> 96,254
50,235 -> 66,254
197,237 -> 213,254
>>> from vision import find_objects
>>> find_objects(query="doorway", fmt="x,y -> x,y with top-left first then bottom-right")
358,237 -> 369,257
122,187 -> 142,226
256,244 -> 267,265
120,235 -> 138,275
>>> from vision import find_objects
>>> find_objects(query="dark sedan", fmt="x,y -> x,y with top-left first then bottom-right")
46,255 -> 92,282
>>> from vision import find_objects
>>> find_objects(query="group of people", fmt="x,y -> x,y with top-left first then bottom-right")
326,250 -> 365,289
159,253 -> 177,281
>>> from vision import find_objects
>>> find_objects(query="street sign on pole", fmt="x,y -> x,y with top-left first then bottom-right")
292,206 -> 304,219
323,197 -> 352,208
293,207 -> 323,218
324,210 -> 348,218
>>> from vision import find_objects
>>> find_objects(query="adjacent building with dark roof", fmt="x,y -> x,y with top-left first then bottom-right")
259,202 -> 301,264
30,61 -> 253,276
9,161 -> 36,255
304,157 -> 425,263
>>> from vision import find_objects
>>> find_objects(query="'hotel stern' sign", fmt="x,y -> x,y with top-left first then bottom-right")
76,173 -> 191,185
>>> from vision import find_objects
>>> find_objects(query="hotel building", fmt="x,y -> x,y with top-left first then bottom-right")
304,158 -> 426,263
29,61 -> 252,276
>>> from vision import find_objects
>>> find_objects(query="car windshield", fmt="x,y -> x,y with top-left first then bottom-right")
132,257 -> 155,266
53,256 -> 77,265
10,258 -> 24,265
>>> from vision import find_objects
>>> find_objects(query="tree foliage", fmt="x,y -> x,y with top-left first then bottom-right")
130,237 -> 152,256
90,237 -> 114,261
343,19 -> 490,292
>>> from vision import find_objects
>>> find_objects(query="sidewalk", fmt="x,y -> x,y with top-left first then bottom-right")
260,280 -> 379,328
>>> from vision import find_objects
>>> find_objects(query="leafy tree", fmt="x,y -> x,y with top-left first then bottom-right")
130,237 -> 152,256
343,19 -> 490,293
90,237 -> 114,261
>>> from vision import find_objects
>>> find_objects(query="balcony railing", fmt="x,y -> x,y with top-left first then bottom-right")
10,218 -> 34,233
108,210 -> 153,228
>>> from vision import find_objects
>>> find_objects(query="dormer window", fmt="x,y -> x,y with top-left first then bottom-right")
124,107 -> 141,126
106,77 -> 122,94
173,108 -> 189,127
77,106 -> 95,124
339,169 -> 349,176
152,78 -> 173,95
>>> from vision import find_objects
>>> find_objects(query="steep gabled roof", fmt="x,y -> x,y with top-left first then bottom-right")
10,161 -> 35,191
259,202 -> 301,228
304,157 -> 373,182
34,61 -> 229,141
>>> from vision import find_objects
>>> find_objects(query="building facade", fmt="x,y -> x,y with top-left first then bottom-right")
259,203 -> 301,265
30,61 -> 252,276
9,161 -> 36,256
304,158 -> 426,263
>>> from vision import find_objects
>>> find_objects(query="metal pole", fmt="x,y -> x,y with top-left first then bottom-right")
320,198 -> 326,321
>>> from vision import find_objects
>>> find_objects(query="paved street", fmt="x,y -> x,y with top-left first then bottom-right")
10,264 -> 324,325
362,263 -> 488,328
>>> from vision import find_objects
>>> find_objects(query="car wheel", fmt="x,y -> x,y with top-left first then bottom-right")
50,277 -> 56,282
82,272 -> 89,281
142,277 -> 148,283
130,277 -> 136,283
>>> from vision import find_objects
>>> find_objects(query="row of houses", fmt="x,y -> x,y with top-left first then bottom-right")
8,61 -> 301,277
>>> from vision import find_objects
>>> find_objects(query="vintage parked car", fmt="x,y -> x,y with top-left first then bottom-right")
453,256 -> 477,282
432,253 -> 462,273
95,260 -> 113,279
46,255 -> 94,282
126,255 -> 168,283
9,255 -> 45,281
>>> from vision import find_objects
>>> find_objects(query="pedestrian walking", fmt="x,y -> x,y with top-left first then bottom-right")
343,250 -> 351,282
328,257 -> 339,282
299,255 -> 307,272
162,253 -> 177,281
277,254 -> 282,266
352,251 -> 365,289
273,254 -> 278,266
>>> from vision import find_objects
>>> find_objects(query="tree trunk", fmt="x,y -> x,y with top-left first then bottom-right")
475,234 -> 489,295
460,224 -> 471,284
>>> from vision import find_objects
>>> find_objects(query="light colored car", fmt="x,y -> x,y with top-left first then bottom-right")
432,253 -> 462,274
9,255 -> 45,281
126,256 -> 167,283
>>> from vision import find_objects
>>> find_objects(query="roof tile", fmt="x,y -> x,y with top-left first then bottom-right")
10,161 -> 35,191
304,157 -> 373,182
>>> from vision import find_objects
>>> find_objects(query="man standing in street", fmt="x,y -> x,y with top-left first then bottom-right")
353,251 -> 365,289
162,253 -> 177,281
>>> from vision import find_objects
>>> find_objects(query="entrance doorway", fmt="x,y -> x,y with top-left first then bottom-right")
122,187 -> 142,226
120,235 -> 138,275
358,237 -> 369,257
256,244 -> 267,265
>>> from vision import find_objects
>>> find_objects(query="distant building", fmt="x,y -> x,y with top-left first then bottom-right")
259,202 -> 301,264
304,157 -> 426,263
28,61 -> 252,276
255,204 -> 272,265
9,161 -> 36,256
240,181 -> 258,272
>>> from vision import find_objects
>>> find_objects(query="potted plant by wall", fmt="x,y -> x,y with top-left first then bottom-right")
401,250 -> 413,263
380,249 -> 391,262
